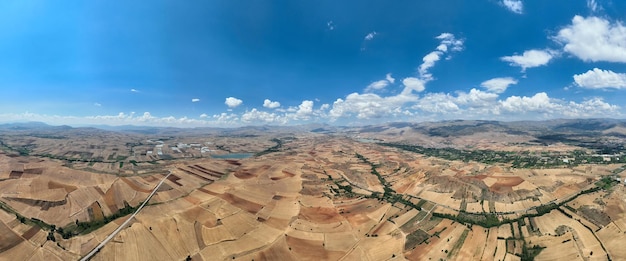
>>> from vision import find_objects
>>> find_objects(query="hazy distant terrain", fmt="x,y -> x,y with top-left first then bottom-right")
0,119 -> 625,260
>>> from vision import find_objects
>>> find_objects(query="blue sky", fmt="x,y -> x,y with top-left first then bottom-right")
1,0 -> 626,127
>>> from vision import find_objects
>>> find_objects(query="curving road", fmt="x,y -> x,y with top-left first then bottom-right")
80,170 -> 172,261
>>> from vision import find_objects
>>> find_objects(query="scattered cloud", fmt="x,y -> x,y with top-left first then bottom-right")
587,0 -> 599,12
419,52 -> 441,80
419,33 -> 464,80
329,93 -> 415,120
563,97 -> 620,117
242,109 -> 285,124
0,111 -> 220,127
263,99 -> 281,109
327,21 -> 335,30
402,77 -> 426,93
436,33 -> 464,52
364,31 -> 377,41
501,49 -> 555,72
499,93 -> 620,118
365,80 -> 389,92
361,31 -> 379,51
414,93 -> 460,114
3,88 -> 621,127
94,103 -> 102,107
409,89 -> 498,118
243,101 -> 325,123
328,79 -> 620,122
299,100 -> 314,114
365,73 -> 396,92
499,92 -> 554,113
213,112 -> 239,124
329,33 -> 465,121
386,73 -> 395,84
225,97 -> 243,108
291,100 -> 315,120
455,89 -> 499,107
8,20 -> 623,128
554,16 -> 626,63
480,77 -> 518,94
573,68 -> 626,89
412,89 -> 499,116
501,0 -> 523,14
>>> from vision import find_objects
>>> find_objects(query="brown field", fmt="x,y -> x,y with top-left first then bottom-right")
0,221 -> 23,253
0,125 -> 624,260
486,176 -> 525,193
89,201 -> 104,222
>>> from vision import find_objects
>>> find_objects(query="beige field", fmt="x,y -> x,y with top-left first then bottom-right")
533,210 -> 607,260
0,127 -> 624,260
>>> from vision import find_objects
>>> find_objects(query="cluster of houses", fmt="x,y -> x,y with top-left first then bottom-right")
145,140 -> 215,157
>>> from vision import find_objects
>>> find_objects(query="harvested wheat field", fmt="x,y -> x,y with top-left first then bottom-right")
1,121 -> 626,260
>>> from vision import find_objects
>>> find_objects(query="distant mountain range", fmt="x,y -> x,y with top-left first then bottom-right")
2,118 -> 626,138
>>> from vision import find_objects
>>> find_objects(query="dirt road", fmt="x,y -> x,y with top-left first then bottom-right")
80,170 -> 172,261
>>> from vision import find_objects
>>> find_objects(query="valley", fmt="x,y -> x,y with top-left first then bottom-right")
0,119 -> 625,260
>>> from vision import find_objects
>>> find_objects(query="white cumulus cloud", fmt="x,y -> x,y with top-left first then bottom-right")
494,92 -> 619,118
501,0 -> 523,14
330,33 -> 464,121
191,98 -> 200,102
554,16 -> 626,63
480,77 -> 518,94
365,73 -> 396,92
0,111 -> 237,127
499,92 -> 555,113
573,68 -> 626,89
329,93 -> 415,120
225,97 -> 243,108
294,100 -> 314,120
562,98 -> 620,117
263,99 -> 281,109
455,89 -> 499,107
407,89 -> 620,120
241,109 -> 285,124
365,80 -> 390,92
402,77 -> 426,94
414,93 -> 460,114
436,33 -> 464,52
213,112 -> 239,123
501,49 -> 555,72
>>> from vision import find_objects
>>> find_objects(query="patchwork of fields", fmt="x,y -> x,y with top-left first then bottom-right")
0,124 -> 625,260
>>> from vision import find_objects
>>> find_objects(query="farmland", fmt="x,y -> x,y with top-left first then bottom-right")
0,119 -> 625,260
